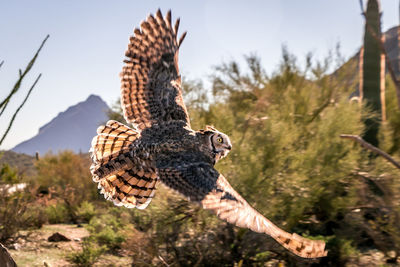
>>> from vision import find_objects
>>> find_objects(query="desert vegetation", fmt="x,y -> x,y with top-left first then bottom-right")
1,0 -> 400,266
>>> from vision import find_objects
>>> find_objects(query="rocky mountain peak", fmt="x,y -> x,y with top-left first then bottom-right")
12,95 -> 110,155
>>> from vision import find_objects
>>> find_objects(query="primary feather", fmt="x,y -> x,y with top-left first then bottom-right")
120,9 -> 189,130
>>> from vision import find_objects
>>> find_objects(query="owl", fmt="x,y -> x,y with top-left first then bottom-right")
89,9 -> 327,258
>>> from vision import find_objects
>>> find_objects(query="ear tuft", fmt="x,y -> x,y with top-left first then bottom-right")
205,125 -> 217,131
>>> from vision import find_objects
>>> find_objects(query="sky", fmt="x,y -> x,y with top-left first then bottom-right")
0,0 -> 398,150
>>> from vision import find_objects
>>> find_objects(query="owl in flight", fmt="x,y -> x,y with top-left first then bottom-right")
90,9 -> 327,258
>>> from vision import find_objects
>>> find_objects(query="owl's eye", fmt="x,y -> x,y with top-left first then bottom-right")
217,137 -> 223,143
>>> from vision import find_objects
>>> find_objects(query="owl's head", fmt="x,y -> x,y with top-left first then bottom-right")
199,125 -> 232,162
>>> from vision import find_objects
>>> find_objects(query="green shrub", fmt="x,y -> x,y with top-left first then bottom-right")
34,151 -> 99,223
0,164 -> 19,184
22,203 -> 47,229
0,190 -> 46,242
45,203 -> 69,224
76,201 -> 96,223
94,226 -> 125,251
0,192 -> 27,242
0,164 -> 44,242
87,213 -> 126,251
66,239 -> 106,267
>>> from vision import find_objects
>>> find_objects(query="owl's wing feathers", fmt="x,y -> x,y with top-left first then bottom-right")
121,9 -> 189,130
157,160 -> 327,259
90,120 -> 158,209
90,120 -> 139,166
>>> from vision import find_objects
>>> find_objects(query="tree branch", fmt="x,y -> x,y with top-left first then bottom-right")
0,74 -> 41,146
308,98 -> 332,123
359,0 -> 365,14
0,35 -> 49,117
340,134 -> 400,169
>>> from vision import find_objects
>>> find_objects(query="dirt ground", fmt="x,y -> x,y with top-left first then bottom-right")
7,224 -> 132,267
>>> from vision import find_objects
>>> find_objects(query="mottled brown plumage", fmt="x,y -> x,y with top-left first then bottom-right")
89,9 -> 327,258
120,9 -> 188,130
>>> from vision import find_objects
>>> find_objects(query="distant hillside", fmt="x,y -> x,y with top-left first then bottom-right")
341,26 -> 400,77
12,95 -> 110,155
0,150 -> 36,177
333,26 -> 400,98
384,26 -> 400,77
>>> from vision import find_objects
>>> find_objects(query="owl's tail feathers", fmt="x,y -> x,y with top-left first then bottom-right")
90,120 -> 140,170
90,120 -> 158,209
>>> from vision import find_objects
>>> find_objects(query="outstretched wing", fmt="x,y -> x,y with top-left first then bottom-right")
156,157 -> 327,258
120,9 -> 190,130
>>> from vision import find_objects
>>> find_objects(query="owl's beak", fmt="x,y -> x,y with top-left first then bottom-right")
226,145 -> 232,150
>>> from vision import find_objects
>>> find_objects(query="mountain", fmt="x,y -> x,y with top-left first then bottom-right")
0,150 -> 36,177
384,26 -> 400,77
333,26 -> 400,99
12,95 -> 110,155
349,26 -> 400,76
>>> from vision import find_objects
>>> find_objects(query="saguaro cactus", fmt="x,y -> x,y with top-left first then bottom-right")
362,0 -> 383,147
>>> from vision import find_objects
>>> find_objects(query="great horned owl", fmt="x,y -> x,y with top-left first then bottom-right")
90,10 -> 327,258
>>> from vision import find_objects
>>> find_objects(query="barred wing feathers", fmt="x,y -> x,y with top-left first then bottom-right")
121,9 -> 189,130
90,120 -> 139,166
90,120 -> 158,209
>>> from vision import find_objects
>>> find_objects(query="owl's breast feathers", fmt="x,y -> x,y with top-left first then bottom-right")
143,125 -> 218,167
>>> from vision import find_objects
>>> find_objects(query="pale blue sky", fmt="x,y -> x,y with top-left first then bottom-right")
0,0 -> 397,150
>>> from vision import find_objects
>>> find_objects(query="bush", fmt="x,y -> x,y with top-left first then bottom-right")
0,191 -> 46,242
86,212 -> 126,251
22,203 -> 47,229
126,188 -> 247,266
76,201 -> 96,223
0,164 -> 44,242
34,151 -> 99,223
45,203 -> 69,224
67,239 -> 106,267
0,164 -> 19,184
0,192 -> 27,242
